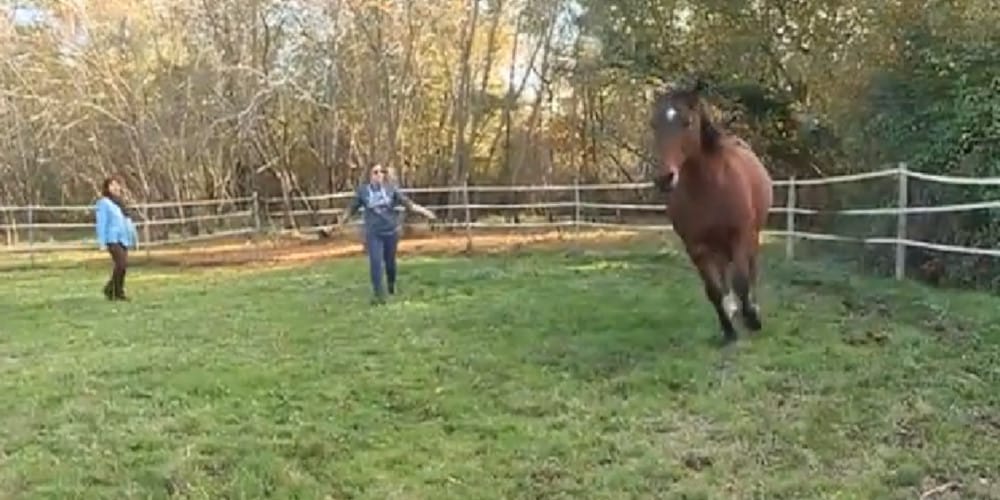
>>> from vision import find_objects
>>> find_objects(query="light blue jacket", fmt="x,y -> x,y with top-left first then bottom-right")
95,197 -> 138,249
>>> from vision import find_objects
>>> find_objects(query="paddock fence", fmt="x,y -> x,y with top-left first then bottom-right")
3,162 -> 1000,281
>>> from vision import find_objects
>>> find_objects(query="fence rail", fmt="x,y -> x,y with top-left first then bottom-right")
3,163 -> 1000,279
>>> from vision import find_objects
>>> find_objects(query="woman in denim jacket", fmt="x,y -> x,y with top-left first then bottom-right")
94,176 -> 138,301
337,164 -> 436,304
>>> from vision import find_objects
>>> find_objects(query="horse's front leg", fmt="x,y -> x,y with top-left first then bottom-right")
692,248 -> 739,344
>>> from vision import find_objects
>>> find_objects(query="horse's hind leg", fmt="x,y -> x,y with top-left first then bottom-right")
732,237 -> 762,332
692,248 -> 739,343
721,264 -> 740,322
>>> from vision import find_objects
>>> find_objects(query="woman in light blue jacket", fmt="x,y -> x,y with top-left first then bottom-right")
94,176 -> 138,301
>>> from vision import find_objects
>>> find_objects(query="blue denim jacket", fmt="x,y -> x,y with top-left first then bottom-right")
346,183 -> 413,237
95,197 -> 138,249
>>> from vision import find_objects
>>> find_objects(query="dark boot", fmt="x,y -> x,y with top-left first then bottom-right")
113,274 -> 129,301
108,244 -> 130,301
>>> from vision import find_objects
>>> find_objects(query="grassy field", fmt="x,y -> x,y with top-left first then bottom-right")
1,234 -> 999,499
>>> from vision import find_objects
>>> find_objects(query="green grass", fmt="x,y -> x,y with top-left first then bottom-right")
2,239 -> 1000,499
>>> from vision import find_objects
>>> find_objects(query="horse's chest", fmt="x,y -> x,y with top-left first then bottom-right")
667,195 -> 733,241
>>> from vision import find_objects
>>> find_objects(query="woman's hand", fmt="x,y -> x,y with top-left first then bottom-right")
318,223 -> 341,239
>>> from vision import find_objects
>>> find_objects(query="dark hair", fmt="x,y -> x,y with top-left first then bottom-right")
101,176 -> 130,213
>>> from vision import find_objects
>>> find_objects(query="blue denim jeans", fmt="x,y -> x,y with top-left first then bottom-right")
366,231 -> 399,297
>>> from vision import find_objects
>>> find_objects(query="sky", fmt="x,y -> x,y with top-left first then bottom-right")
7,4 -> 49,26
5,0 -> 583,101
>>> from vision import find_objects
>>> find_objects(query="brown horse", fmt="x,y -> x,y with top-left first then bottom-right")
648,83 -> 774,344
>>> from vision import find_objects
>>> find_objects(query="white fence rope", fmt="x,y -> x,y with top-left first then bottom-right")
772,168 -> 899,186
3,165 -> 1000,279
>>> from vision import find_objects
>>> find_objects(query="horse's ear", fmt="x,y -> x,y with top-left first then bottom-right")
644,86 -> 658,104
692,78 -> 708,94
682,78 -> 708,107
648,72 -> 668,88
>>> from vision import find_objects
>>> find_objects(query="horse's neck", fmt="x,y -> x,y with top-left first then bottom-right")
686,151 -> 723,177
724,135 -> 751,151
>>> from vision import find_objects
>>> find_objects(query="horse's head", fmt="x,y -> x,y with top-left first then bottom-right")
648,81 -> 720,193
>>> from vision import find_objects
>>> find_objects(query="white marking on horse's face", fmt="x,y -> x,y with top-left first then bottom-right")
664,106 -> 677,122
722,291 -> 739,319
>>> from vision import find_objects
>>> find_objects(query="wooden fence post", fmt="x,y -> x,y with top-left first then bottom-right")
252,191 -> 262,235
895,163 -> 908,280
785,176 -> 796,260
463,180 -> 472,252
27,205 -> 34,268
142,207 -> 152,258
574,178 -> 581,237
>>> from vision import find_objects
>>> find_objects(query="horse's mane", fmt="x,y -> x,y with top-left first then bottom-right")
697,103 -> 722,153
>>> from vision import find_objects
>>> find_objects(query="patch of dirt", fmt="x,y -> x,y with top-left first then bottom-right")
972,408 -> 1000,437
134,229 -> 658,270
682,451 -> 714,471
842,328 -> 892,347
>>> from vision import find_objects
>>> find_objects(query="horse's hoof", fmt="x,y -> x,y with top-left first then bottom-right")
720,330 -> 738,346
742,306 -> 763,332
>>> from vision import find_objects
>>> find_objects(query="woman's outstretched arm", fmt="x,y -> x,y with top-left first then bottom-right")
319,188 -> 365,238
393,190 -> 436,219
338,188 -> 365,225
